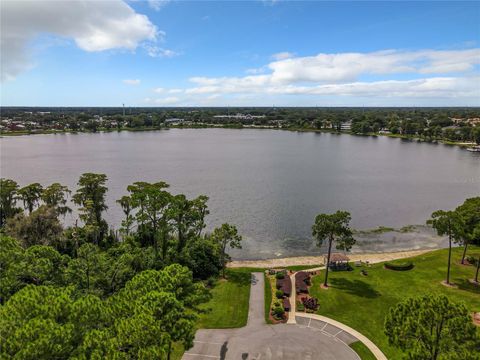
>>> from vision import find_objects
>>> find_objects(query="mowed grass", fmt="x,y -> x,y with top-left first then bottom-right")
349,341 -> 376,360
197,268 -> 253,328
310,247 -> 480,360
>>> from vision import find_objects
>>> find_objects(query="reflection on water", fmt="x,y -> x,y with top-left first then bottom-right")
1,129 -> 478,259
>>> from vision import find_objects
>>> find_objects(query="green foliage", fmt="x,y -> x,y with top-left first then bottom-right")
5,205 -> 64,248
41,183 -> 71,217
384,262 -> 414,271
275,289 -> 284,298
312,210 -> 355,286
1,265 -> 208,360
349,341 -> 376,360
384,294 -> 478,360
17,183 -> 43,214
212,223 -> 242,278
73,173 -> 109,243
0,178 -> 22,227
275,271 -> 285,279
272,305 -> 285,319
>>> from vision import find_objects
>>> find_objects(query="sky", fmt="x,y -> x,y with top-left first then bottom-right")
1,0 -> 479,107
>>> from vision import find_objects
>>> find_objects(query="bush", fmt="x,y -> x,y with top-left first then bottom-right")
272,305 -> 285,319
467,256 -> 479,266
384,262 -> 414,271
302,297 -> 319,311
297,301 -> 305,312
275,289 -> 284,299
275,272 -> 285,279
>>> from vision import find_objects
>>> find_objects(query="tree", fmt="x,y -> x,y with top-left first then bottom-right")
472,126 -> 480,145
126,181 -> 171,258
212,223 -> 242,278
5,205 -> 64,248
0,285 -> 108,360
455,197 -> 480,264
116,195 -> 134,236
0,178 -> 22,227
170,194 -> 209,253
18,183 -> 43,214
73,173 -> 109,243
427,210 -> 464,285
385,295 -> 478,360
312,211 -> 355,287
0,235 -> 24,303
107,265 -> 209,360
42,182 -> 72,217
65,243 -> 108,295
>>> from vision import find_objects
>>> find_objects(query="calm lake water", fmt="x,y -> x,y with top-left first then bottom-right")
1,129 -> 479,259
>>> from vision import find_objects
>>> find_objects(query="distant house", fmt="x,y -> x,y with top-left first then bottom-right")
340,121 -> 352,131
165,118 -> 184,125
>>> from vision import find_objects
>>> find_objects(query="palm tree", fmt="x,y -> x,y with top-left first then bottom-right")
312,211 -> 355,287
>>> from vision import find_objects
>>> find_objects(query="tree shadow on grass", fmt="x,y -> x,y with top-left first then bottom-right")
225,270 -> 252,286
329,278 -> 381,298
454,278 -> 480,294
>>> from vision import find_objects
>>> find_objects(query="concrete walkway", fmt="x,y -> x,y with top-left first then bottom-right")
184,272 -> 359,360
286,272 -> 296,324
295,313 -> 388,360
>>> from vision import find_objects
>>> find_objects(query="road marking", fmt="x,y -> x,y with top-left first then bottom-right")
183,353 -> 220,359
308,318 -> 312,327
333,329 -> 344,337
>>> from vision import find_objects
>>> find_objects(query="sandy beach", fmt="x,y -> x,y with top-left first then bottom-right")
228,249 -> 433,268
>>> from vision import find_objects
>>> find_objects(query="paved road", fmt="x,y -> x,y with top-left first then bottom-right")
183,272 -> 359,360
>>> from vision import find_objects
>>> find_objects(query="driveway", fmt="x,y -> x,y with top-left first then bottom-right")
183,272 -> 359,360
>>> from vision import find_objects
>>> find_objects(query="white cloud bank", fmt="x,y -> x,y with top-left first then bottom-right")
178,49 -> 480,103
1,0 -> 158,81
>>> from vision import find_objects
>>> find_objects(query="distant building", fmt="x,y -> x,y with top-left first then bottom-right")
213,113 -> 266,120
340,121 -> 352,131
165,118 -> 185,124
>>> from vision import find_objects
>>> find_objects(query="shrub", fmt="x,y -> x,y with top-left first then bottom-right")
275,272 -> 285,279
297,301 -> 305,312
275,289 -> 284,299
384,262 -> 414,271
466,256 -> 479,266
206,276 -> 217,288
272,305 -> 285,319
302,297 -> 319,311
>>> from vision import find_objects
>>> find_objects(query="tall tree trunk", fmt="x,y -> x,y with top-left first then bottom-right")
446,235 -> 452,285
461,242 -> 468,265
324,235 -> 334,287
167,341 -> 172,360
475,256 -> 480,283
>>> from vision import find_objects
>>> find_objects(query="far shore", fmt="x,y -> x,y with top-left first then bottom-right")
228,248 -> 433,268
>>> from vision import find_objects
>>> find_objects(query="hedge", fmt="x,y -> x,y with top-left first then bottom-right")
384,262 -> 414,271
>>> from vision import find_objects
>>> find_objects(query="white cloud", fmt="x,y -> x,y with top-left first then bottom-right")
181,48 -> 480,101
145,96 -> 180,105
123,79 -> 141,85
148,0 -> 171,11
1,0 -> 158,81
168,88 -> 183,94
153,87 -> 165,93
271,51 -> 295,60
144,45 -> 179,58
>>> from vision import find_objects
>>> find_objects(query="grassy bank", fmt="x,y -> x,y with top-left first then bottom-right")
309,247 -> 480,360
349,341 -> 376,360
196,268 -> 254,329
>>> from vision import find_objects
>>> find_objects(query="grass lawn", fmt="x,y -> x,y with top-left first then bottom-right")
196,268 -> 254,328
309,247 -> 480,360
264,273 -> 273,324
349,341 -> 376,360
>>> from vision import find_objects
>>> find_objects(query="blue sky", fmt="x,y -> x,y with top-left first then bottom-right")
1,1 -> 479,106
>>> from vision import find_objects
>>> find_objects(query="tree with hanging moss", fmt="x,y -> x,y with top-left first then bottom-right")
17,183 -> 43,214
385,294 -> 478,360
0,178 -> 22,227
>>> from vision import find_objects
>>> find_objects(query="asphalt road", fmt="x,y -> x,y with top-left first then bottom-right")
183,272 -> 359,360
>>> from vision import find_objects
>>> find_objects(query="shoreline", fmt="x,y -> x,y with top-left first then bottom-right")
1,126 -> 476,149
228,248 -> 433,268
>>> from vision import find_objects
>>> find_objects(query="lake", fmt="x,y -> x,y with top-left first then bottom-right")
1,129 -> 479,259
